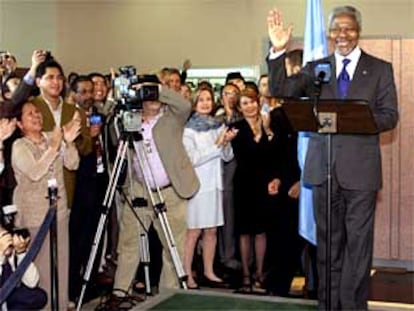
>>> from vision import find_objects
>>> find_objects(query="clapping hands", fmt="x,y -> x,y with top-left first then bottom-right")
49,126 -> 63,151
0,118 -> 17,142
63,111 -> 81,143
216,126 -> 238,147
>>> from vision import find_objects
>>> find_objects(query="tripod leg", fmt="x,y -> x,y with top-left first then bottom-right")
131,138 -> 188,290
76,140 -> 129,311
156,211 -> 188,290
139,233 -> 152,296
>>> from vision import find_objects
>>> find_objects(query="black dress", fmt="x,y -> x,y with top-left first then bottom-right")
231,119 -> 279,235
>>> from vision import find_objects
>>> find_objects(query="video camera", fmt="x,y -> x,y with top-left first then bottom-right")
113,65 -> 159,110
0,205 -> 30,239
113,66 -> 160,132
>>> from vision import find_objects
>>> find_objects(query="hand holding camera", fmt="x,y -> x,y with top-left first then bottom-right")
0,205 -> 30,256
0,230 -> 13,256
89,115 -> 102,138
27,50 -> 53,79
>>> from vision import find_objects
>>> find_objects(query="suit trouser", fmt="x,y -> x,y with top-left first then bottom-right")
266,194 -> 304,295
114,185 -> 187,292
312,172 -> 377,310
217,160 -> 238,266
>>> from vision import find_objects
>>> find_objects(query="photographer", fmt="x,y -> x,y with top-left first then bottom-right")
111,75 -> 199,300
0,225 -> 47,310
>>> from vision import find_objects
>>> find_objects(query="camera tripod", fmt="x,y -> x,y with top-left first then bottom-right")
76,129 -> 187,310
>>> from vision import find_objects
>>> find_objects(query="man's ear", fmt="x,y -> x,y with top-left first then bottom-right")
35,77 -> 41,87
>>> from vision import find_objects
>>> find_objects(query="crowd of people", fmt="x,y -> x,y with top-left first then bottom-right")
0,4 -> 398,311
0,47 -> 306,310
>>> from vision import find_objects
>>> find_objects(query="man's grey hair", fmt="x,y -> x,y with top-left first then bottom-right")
328,6 -> 362,31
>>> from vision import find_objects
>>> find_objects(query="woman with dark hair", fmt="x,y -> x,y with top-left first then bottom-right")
11,101 -> 80,309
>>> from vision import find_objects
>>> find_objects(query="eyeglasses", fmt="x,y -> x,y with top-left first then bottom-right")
329,27 -> 358,35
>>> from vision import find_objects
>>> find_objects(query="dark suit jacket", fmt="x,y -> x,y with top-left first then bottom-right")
267,50 -> 398,191
269,107 -> 300,195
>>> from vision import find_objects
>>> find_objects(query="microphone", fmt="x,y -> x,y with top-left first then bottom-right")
312,62 -> 332,126
314,63 -> 332,86
47,178 -> 58,207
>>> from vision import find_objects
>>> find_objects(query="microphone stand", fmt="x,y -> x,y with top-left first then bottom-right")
313,72 -> 333,311
47,178 -> 59,311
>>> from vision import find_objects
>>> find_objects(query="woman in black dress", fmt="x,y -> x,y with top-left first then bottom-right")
231,87 -> 280,292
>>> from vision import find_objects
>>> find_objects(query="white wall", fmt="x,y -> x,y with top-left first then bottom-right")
1,0 -> 413,75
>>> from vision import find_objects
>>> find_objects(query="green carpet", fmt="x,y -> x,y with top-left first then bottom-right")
150,293 -> 317,310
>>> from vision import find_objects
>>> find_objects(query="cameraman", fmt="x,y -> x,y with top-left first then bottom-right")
112,76 -> 199,298
0,226 -> 47,310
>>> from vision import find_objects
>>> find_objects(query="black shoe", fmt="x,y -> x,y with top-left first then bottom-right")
200,278 -> 227,288
234,275 -> 252,294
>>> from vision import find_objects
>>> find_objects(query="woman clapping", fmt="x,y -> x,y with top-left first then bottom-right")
12,101 -> 80,310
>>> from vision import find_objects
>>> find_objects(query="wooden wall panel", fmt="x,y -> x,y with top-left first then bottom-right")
359,38 -> 414,267
398,39 -> 414,262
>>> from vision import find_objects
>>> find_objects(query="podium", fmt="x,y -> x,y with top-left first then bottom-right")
280,98 -> 377,134
280,98 -> 377,310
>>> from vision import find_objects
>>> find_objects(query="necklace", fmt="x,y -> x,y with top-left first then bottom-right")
26,134 -> 47,150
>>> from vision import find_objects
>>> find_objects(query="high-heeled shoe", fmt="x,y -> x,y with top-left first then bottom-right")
201,276 -> 227,288
252,275 -> 266,294
234,275 -> 252,294
187,284 -> 201,290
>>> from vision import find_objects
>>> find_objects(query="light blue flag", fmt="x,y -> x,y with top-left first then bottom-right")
298,0 -> 328,245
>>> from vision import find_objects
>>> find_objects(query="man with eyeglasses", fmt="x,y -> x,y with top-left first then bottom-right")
266,5 -> 398,310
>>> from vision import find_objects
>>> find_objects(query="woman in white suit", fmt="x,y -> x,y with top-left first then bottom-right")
183,87 -> 237,289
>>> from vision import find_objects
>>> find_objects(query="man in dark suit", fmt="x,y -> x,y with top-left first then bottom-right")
266,6 -> 398,310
